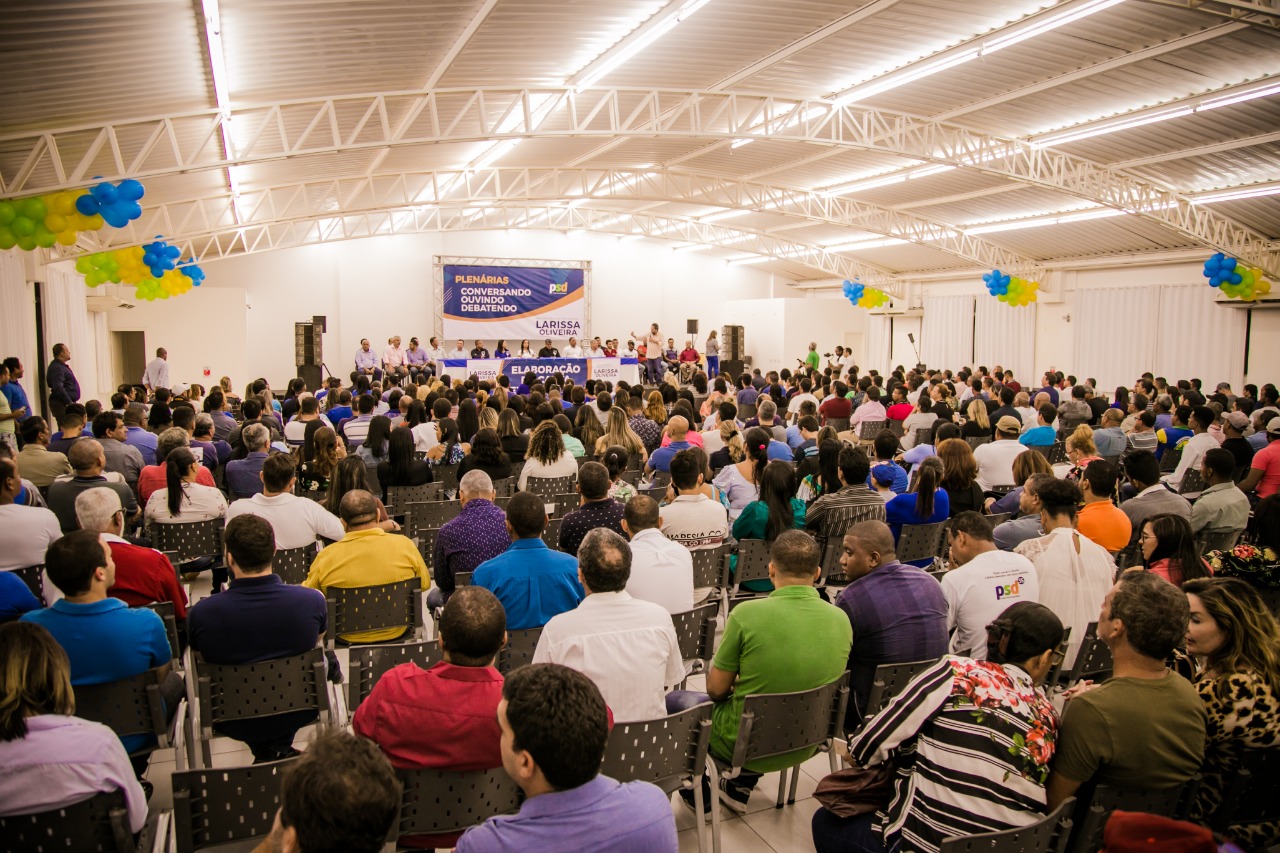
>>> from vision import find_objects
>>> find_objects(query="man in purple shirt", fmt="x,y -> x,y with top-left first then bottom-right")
404,336 -> 429,382
834,520 -> 948,728
428,470 -> 510,609
455,664 -> 678,853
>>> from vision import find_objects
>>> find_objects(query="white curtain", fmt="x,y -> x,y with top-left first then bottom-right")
973,298 -> 1036,382
920,294 -> 975,370
1073,285 -> 1159,395
864,314 -> 891,376
0,251 -> 37,400
42,264 -> 102,404
1155,283 -> 1246,393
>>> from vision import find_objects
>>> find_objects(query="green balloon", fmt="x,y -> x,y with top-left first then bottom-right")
0,201 -> 14,225
33,225 -> 56,248
10,216 -> 34,236
19,197 -> 46,221
0,226 -> 14,249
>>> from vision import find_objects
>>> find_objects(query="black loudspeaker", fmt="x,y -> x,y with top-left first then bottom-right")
313,315 -> 327,334
720,359 -> 745,384
687,319 -> 698,335
721,325 -> 744,361
297,364 -> 322,393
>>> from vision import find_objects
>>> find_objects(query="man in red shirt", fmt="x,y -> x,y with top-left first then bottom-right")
1240,417 -> 1280,500
74,485 -> 188,620
353,586 -> 507,849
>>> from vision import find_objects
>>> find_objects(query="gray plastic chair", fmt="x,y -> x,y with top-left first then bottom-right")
346,639 -> 443,715
324,578 -> 424,648
862,659 -> 937,719
671,602 -> 719,680
497,627 -> 542,675
74,666 -> 187,770
148,518 -> 224,564
395,766 -> 522,839
913,427 -> 933,448
1067,779 -> 1197,853
0,789 -> 136,853
12,563 -> 44,600
274,542 -> 317,585
1195,528 -> 1242,554
540,518 -> 562,550
1064,622 -> 1113,685
386,481 -> 446,513
172,757 -> 297,853
192,647 -> 333,767
524,473 -> 577,498
140,600 -> 183,670
546,492 -> 581,518
690,543 -> 732,596
965,436 -> 992,449
1178,467 -> 1206,496
434,462 -> 460,494
896,521 -> 947,565
491,477 -> 517,497
703,672 -> 850,853
602,703 -> 714,853
407,499 -> 462,529
939,796 -> 1075,853
730,539 -> 773,599
857,419 -> 888,442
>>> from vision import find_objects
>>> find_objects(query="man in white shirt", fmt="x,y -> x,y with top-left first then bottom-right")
786,377 -> 820,423
561,337 -> 584,358
1162,404 -> 1218,491
586,336 -> 606,358
382,336 -> 407,380
532,528 -> 684,722
450,339 -> 468,360
973,416 -> 1027,491
620,495 -> 694,613
140,347 -> 170,393
941,511 -> 1039,659
0,456 -> 63,572
283,396 -> 331,444
658,451 -> 729,550
425,336 -> 448,374
224,453 -> 344,549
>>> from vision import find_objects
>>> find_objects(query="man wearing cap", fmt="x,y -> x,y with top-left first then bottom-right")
973,416 -> 1027,491
1220,410 -> 1255,471
1238,417 -> 1280,501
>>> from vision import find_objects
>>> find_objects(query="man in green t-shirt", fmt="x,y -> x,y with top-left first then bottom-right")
803,342 -> 820,373
671,530 -> 851,813
1047,571 -> 1206,809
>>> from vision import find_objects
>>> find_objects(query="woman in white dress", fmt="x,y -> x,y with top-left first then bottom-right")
144,446 -> 228,527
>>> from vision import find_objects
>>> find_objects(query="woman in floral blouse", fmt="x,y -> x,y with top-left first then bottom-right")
813,602 -> 1065,853
1183,576 -> 1280,849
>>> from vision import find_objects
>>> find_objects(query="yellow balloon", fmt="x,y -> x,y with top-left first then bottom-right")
55,229 -> 78,246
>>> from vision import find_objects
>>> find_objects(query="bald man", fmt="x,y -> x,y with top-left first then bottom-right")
46,438 -> 139,533
646,416 -> 692,474
303,490 -> 429,643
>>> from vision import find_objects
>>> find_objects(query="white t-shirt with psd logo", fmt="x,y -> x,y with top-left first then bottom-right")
940,549 -> 1039,659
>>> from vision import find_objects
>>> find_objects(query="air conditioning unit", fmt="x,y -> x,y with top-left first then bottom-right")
87,295 -> 136,311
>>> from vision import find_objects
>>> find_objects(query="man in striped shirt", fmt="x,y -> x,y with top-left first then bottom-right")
804,445 -> 886,563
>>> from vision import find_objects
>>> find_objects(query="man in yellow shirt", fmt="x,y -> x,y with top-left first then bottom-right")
303,490 -> 429,643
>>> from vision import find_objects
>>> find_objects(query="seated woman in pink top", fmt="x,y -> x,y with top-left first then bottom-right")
1139,513 -> 1213,585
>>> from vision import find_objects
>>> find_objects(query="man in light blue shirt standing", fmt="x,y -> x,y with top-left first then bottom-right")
455,664 -> 678,853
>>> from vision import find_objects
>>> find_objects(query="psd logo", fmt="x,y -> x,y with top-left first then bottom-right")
994,577 -> 1026,601
548,282 -> 568,294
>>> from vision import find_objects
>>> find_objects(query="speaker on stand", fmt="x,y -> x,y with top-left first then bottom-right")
295,319 -> 325,392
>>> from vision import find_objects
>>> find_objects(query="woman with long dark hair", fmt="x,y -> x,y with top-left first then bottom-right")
713,426 -> 770,521
601,444 -> 637,503
322,456 -> 396,530
797,438 -> 842,503
297,425 -> 344,493
1140,513 -> 1212,585
1183,577 -> 1280,846
1111,385 -> 1130,411
573,405 -> 605,455
144,446 -> 227,525
497,408 -> 528,463
884,456 -> 949,565
456,399 -> 480,450
376,427 -> 433,500
494,339 -> 510,358
937,438 -> 985,516
458,428 -> 512,482
731,460 -> 805,593
356,415 -> 394,468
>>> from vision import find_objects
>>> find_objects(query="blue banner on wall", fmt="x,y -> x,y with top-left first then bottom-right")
441,357 -> 639,384
442,264 -> 586,341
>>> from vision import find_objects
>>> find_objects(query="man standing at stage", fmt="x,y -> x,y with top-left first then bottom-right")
631,324 -> 665,384
47,343 -> 80,424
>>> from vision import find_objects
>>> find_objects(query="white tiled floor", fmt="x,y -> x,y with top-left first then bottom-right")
155,576 -> 827,852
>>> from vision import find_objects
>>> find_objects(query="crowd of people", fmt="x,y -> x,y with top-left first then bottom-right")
0,336 -> 1278,853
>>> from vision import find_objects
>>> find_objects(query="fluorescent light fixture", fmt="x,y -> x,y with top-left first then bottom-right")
700,209 -> 751,223
200,0 -> 247,223
1199,79 -> 1280,111
673,243 -> 707,252
963,207 -> 1121,235
1192,182 -> 1280,204
575,0 -> 712,90
822,163 -> 954,196
567,229 -> 585,238
727,255 -> 776,265
730,138 -> 754,149
832,0 -> 1126,107
1033,105 -> 1194,147
471,139 -> 521,170
823,237 -> 909,252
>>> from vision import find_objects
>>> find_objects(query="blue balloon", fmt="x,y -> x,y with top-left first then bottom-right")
102,209 -> 129,228
117,179 -> 145,202
1230,272 -> 1243,285
92,182 -> 119,203
1221,257 -> 1237,273
75,194 -> 100,216
1210,274 -> 1223,287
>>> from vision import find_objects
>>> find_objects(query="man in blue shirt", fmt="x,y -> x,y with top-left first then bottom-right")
1155,404 -> 1194,461
187,514 -> 328,762
1036,373 -> 1059,407
225,423 -> 270,498
474,492 -> 583,630
122,403 -> 158,465
1019,404 -> 1059,448
22,529 -> 178,770
788,416 -> 819,463
646,415 -> 693,474
455,664 -> 677,853
866,431 -> 910,494
2,356 -> 31,419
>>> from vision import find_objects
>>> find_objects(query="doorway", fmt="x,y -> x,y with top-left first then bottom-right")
111,331 -> 145,390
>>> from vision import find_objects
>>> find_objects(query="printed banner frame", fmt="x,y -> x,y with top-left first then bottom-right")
433,255 -> 592,342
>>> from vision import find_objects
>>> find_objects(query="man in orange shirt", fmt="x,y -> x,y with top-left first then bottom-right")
1075,460 -> 1131,553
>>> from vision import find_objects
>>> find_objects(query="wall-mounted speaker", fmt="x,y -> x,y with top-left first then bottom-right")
687,319 -> 698,335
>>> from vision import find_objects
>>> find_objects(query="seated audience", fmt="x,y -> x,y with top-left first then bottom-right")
1047,571 -> 1207,808
885,457 -> 950,565
1189,447 -> 1250,537
121,403 -> 158,464
458,428 -> 512,483
797,438 -> 842,503
225,453 -> 344,549
1182,577 -> 1280,849
226,423 -> 271,498
805,444 -> 886,558
255,730 -> 400,853
558,462 -> 626,556
1163,405 -> 1218,491
1063,424 -> 1101,481
647,416 -> 694,474
938,438 -> 985,516
1139,513 -> 1212,586
144,447 -> 228,527
376,427 -> 433,501
1155,403 -> 1194,461
518,421 -> 578,491
1218,410 -> 1255,470
0,456 -> 63,573
943,511 -> 1040,659
900,396 -> 937,450
1016,478 -> 1114,664
298,425 -> 344,494
834,521 -> 947,724
303,490 -> 429,643
354,586 -> 507,849
1018,404 -> 1059,447
454,664 -> 678,853
0,567 -> 41,622
0,622 -> 147,831
17,416 -> 72,487
188,515 -> 327,762
1093,408 -> 1127,458
429,470 -> 510,608
473,491 -> 583,630
1237,416 -> 1280,500
21,530 -> 179,765
669,532 -> 851,811
712,427 -> 769,520
534,529 -> 683,722
137,427 -> 216,505
987,448 -> 1053,517
90,412 -> 142,491
659,449 -> 730,552
76,489 -> 187,620
48,404 -> 88,455
48,439 -> 140,533
620,496 -> 694,613
731,460 -> 805,594
973,416 -> 1026,490
1075,460 -> 1132,553
814,602 -> 1065,853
